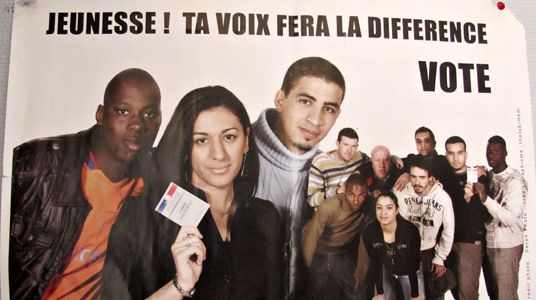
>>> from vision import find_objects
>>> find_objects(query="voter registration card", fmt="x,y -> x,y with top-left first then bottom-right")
155,182 -> 210,227
467,167 -> 478,183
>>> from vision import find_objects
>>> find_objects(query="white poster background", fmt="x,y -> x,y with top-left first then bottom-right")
2,0 -> 534,298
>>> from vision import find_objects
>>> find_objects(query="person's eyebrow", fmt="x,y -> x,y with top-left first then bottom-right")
323,101 -> 340,108
297,92 -> 340,109
222,127 -> 239,133
193,127 -> 239,135
296,92 -> 316,101
108,100 -> 131,106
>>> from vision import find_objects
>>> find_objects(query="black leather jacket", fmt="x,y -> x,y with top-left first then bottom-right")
362,217 -> 421,298
9,126 -> 146,299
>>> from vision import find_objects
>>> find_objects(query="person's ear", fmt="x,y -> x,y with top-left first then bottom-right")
274,90 -> 286,113
96,105 -> 104,125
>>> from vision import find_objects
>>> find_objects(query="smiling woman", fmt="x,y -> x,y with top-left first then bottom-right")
190,107 -> 249,195
101,86 -> 283,300
362,192 -> 424,300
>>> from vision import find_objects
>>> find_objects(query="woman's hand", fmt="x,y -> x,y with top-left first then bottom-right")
145,227 -> 206,300
171,226 -> 206,292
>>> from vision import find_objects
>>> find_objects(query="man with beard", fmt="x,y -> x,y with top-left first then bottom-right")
253,56 -> 345,299
395,126 -> 457,198
395,158 -> 455,300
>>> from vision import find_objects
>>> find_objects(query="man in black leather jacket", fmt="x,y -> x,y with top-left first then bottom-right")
9,68 -> 161,299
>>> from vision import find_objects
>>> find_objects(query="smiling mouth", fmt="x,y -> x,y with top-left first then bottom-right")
209,165 -> 231,174
299,127 -> 320,140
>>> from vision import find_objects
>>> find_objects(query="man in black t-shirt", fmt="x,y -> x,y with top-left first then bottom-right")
394,126 -> 457,198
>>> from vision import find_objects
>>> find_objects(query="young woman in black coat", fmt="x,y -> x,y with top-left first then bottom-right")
362,191 -> 424,300
102,86 -> 283,300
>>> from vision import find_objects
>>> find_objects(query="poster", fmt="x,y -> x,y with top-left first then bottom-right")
1,0 -> 534,299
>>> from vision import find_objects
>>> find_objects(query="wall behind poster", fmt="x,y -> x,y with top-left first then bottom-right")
1,0 -> 536,299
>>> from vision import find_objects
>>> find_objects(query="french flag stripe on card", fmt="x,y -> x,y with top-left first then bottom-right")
167,183 -> 177,197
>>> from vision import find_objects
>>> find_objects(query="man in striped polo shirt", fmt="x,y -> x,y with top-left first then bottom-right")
307,127 -> 369,208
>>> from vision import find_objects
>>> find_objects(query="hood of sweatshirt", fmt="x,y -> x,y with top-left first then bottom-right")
253,108 -> 318,171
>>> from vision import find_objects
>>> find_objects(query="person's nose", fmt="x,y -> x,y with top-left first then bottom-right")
128,113 -> 143,131
307,106 -> 323,127
210,139 -> 226,160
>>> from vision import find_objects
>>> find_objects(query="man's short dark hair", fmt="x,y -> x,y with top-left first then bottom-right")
337,128 -> 358,142
103,68 -> 161,106
488,135 -> 507,150
409,156 -> 434,177
280,57 -> 345,99
346,173 -> 367,188
445,136 -> 466,150
415,126 -> 436,143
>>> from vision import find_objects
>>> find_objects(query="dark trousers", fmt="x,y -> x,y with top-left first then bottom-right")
307,252 -> 357,300
421,248 -> 444,300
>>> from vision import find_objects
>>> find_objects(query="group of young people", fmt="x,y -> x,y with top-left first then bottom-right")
303,125 -> 527,300
8,56 -> 526,300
